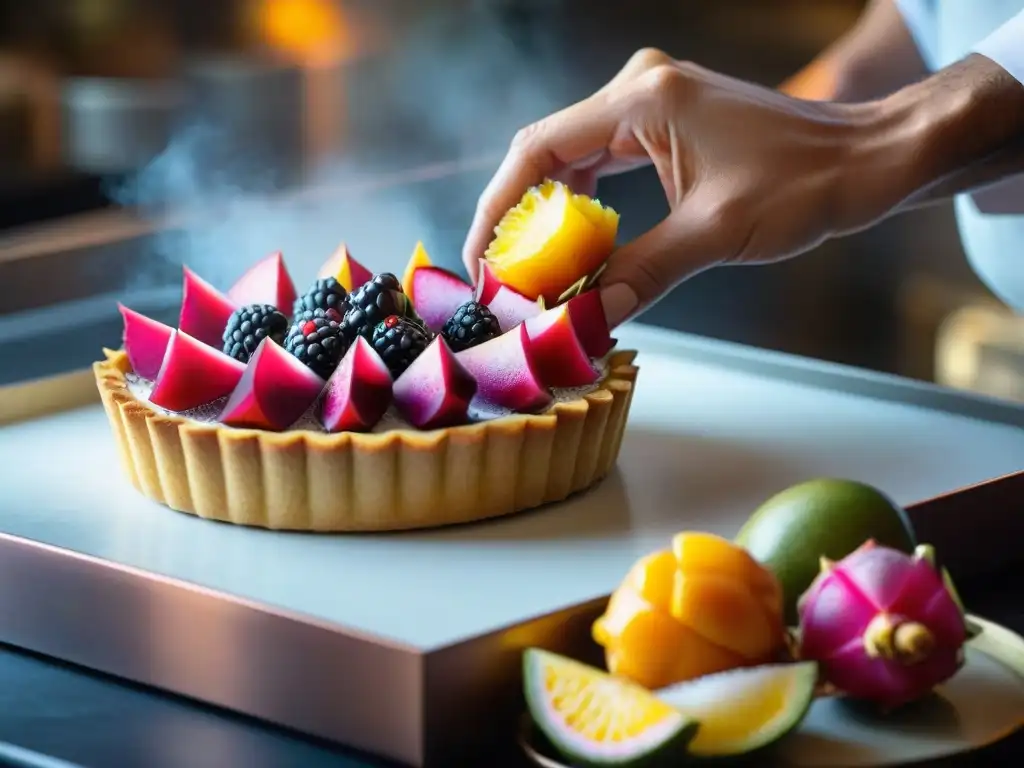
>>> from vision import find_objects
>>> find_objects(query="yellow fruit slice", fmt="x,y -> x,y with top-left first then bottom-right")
485,179 -> 619,304
657,661 -> 818,757
524,649 -> 697,767
401,241 -> 433,299
318,243 -> 372,292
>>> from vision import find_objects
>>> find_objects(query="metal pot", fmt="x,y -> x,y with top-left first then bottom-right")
60,76 -> 184,174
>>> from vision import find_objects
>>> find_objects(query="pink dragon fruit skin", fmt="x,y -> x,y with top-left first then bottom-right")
797,540 -> 967,710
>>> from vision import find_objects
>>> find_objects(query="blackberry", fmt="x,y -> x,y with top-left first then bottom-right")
293,307 -> 339,325
283,315 -> 348,379
441,301 -> 501,352
222,304 -> 289,363
293,277 -> 350,324
340,272 -> 423,341
371,315 -> 430,378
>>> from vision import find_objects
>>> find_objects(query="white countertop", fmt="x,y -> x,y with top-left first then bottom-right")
2,325 -> 1023,649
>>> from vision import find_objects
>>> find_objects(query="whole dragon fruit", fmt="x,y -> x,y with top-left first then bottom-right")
797,540 -> 970,710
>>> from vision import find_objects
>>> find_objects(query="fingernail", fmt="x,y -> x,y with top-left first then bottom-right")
600,283 -> 639,328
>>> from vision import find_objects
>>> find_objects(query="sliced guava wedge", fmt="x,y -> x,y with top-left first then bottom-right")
523,649 -> 697,768
657,661 -> 818,758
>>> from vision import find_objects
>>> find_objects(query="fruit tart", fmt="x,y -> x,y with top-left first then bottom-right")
94,181 -> 638,531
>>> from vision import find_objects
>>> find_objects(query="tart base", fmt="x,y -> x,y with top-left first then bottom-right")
93,349 -> 638,532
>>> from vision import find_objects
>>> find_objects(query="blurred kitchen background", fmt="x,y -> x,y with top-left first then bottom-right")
0,0 -> 1021,402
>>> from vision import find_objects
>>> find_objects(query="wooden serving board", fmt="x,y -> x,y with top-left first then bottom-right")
520,616 -> 1024,768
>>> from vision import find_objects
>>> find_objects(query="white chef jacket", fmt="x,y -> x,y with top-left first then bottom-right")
896,1 -> 1024,311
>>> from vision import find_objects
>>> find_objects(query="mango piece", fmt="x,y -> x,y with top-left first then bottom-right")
670,574 -> 780,661
594,532 -> 788,690
622,550 -> 677,612
402,241 -> 433,299
595,587 -> 742,690
484,180 -> 618,304
674,531 -> 784,623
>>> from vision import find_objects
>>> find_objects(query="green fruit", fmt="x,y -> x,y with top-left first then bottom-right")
735,478 -> 916,625
658,661 -> 819,758
523,649 -> 698,767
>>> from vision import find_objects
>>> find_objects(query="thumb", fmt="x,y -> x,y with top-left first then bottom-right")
597,214 -> 722,328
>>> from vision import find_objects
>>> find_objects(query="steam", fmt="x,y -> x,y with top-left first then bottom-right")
111,3 -> 575,294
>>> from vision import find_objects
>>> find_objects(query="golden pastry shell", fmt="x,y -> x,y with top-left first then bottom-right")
93,348 -> 638,532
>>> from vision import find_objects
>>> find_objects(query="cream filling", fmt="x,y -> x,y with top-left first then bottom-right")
124,355 -> 611,433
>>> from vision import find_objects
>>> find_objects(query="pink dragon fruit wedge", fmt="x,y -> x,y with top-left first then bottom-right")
797,540 -> 970,710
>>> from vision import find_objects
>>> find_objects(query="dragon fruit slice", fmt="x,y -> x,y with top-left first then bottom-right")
797,540 -> 969,710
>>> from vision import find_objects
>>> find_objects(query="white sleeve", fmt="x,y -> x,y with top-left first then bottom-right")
894,0 -> 940,70
973,10 -> 1024,85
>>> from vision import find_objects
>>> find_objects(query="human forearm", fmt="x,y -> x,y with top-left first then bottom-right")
899,137 -> 1024,210
838,54 -> 1024,228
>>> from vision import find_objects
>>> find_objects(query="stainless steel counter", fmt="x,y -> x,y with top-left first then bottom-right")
1,324 -> 1022,765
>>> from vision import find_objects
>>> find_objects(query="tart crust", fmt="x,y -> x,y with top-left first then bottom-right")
93,348 -> 638,531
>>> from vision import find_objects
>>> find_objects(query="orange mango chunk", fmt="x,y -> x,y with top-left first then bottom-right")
594,532 -> 787,689
672,531 -> 784,624
402,241 -> 433,299
623,549 -> 677,612
595,587 -> 742,690
670,573 -> 780,661
484,180 -> 618,304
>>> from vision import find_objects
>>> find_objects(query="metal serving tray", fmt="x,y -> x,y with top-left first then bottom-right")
1,323 -> 1022,767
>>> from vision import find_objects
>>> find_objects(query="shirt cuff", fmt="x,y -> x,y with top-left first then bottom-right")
894,0 -> 938,70
973,10 -> 1024,85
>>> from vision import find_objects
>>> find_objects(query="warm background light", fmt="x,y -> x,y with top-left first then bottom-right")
251,0 -> 351,64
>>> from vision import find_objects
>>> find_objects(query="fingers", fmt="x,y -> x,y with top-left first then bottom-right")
601,47 -> 677,94
598,209 -> 725,327
462,94 -> 623,279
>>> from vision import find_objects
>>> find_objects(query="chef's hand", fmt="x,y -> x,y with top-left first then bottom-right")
461,48 -> 881,326
463,48 -> 1024,327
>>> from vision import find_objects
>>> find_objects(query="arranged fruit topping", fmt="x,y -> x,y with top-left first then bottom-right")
317,243 -> 373,292
292,277 -> 350,323
524,303 -> 599,388
484,179 -> 619,303
736,478 -> 918,625
319,337 -> 393,433
119,304 -> 174,380
179,267 -> 238,349
457,324 -> 552,413
593,532 -> 786,690
227,251 -> 297,313
221,339 -> 326,430
221,304 -> 289,364
393,338 -> 476,429
441,301 -> 500,352
797,540 -> 967,711
565,289 -> 615,357
340,272 -> 421,342
149,331 -> 245,412
401,241 -> 433,299
411,266 -> 474,333
481,279 -> 543,333
657,661 -> 818,758
371,315 -> 431,378
120,177 -> 623,434
523,649 -> 698,768
283,314 -> 348,380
